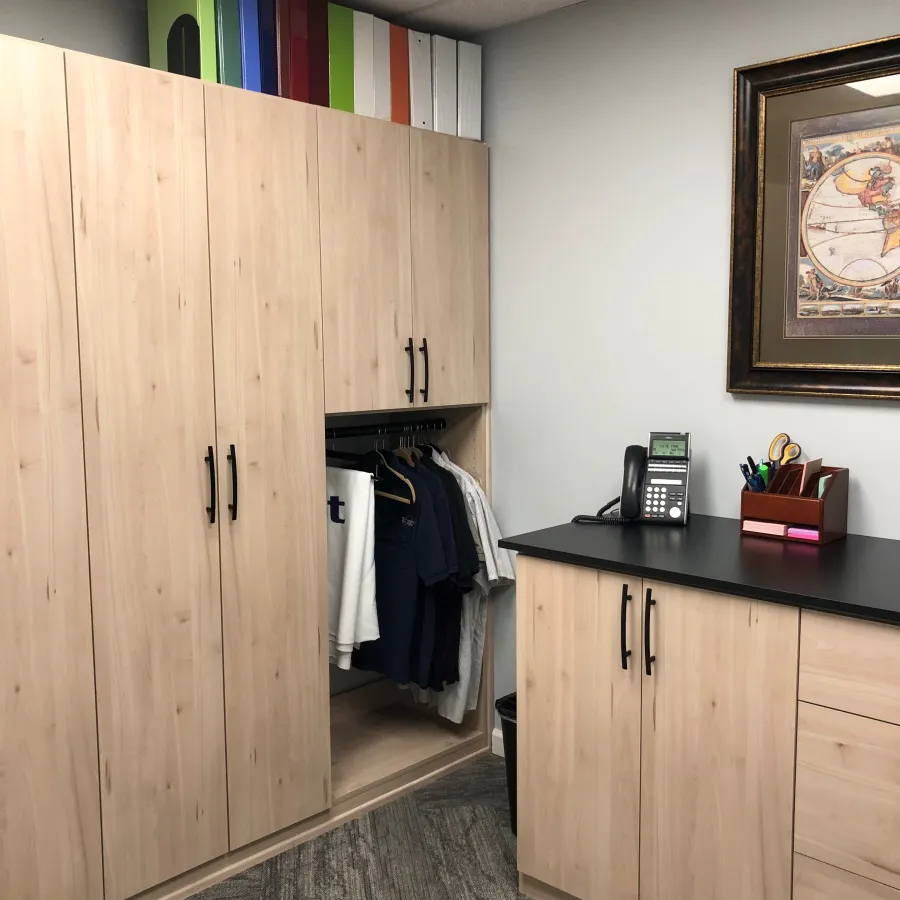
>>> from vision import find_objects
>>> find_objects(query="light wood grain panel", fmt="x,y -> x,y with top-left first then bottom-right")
205,83 -> 330,849
517,558 -> 641,900
331,693 -> 482,803
411,130 -> 489,407
129,744 -> 488,900
0,37 -> 102,900
794,854 -> 900,900
796,702 -> 900,890
317,108 -> 413,413
520,874 -> 582,900
800,610 -> 900,725
66,52 -> 227,899
640,581 -> 798,900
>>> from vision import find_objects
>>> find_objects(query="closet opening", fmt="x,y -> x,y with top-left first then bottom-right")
324,405 -> 495,805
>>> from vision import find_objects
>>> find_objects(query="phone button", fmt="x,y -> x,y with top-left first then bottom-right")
669,507 -> 681,518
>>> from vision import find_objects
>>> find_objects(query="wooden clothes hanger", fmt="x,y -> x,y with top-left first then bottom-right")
373,430 -> 416,504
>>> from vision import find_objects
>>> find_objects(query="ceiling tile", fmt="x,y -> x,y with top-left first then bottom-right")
345,0 -> 584,35
404,0 -> 584,33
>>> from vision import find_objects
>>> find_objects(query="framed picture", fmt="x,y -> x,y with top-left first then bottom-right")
729,34 -> 900,400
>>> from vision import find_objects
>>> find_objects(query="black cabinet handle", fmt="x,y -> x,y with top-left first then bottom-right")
205,446 -> 216,524
644,587 -> 656,676
227,444 -> 238,521
419,337 -> 430,403
404,338 -> 415,403
620,583 -> 632,670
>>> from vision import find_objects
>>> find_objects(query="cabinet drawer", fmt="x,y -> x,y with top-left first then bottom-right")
795,702 -> 900,890
795,854 -> 900,900
800,611 -> 900,725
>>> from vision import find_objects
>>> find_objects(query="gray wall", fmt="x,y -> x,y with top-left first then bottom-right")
483,0 -> 900,712
0,0 -> 148,64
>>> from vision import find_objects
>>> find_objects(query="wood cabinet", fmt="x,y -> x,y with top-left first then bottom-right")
67,54 -> 228,899
800,611 -> 900,726
206,83 -> 331,850
794,854 -> 900,900
517,558 -> 641,900
0,37 -> 103,900
410,131 -> 490,407
639,581 -> 798,900
796,701 -> 900,891
518,566 -> 800,900
317,108 -> 414,414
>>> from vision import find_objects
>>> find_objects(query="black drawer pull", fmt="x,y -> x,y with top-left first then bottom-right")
419,337 -> 430,403
404,338 -> 415,403
205,446 -> 216,524
644,587 -> 656,676
227,444 -> 238,521
620,583 -> 632,670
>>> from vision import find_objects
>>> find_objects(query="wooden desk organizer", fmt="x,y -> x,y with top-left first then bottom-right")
740,464 -> 849,545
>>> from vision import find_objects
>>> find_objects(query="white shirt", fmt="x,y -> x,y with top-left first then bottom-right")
326,467 -> 379,669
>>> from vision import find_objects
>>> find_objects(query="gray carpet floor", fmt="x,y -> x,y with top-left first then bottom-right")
193,755 -> 523,900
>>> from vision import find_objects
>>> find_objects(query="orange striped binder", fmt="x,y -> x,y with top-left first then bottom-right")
390,24 -> 409,125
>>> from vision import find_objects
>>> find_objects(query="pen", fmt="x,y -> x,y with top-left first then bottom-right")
746,456 -> 759,475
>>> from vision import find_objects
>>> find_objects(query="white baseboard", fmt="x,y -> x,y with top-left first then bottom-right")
492,727 -> 504,757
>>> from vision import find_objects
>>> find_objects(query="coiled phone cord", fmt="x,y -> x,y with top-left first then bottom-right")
572,497 -> 629,525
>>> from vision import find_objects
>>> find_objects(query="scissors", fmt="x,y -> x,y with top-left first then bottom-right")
768,433 -> 801,467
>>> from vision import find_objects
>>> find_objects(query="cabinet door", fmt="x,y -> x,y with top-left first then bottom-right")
66,54 -> 228,900
0,37 -> 102,900
318,108 -> 414,413
517,557 -> 641,899
206,84 -> 330,849
639,582 -> 798,900
410,131 -> 489,407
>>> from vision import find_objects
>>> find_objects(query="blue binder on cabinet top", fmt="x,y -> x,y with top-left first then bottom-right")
238,0 -> 262,91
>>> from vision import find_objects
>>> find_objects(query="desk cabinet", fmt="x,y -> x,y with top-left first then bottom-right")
517,561 -> 799,900
517,558 -> 641,900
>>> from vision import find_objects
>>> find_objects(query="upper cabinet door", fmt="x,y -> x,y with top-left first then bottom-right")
205,84 -> 331,849
411,132 -> 489,407
318,108 -> 414,413
639,582 -> 798,900
0,37 -> 102,900
66,55 -> 228,900
517,558 -> 641,900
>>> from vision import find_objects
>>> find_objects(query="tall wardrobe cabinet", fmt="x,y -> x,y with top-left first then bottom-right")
65,56 -> 329,899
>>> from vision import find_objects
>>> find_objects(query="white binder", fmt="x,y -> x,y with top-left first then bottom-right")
457,41 -> 482,140
353,10 -> 374,117
432,35 -> 457,136
408,29 -> 433,130
373,17 -> 391,120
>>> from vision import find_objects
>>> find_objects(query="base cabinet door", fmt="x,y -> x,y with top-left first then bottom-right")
0,36 -> 103,900
639,581 -> 798,900
517,557 -> 641,900
205,83 -> 331,849
67,53 -> 228,899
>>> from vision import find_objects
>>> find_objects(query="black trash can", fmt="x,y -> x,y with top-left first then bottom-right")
495,692 -> 517,834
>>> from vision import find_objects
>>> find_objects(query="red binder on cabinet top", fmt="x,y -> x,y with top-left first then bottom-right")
289,0 -> 310,101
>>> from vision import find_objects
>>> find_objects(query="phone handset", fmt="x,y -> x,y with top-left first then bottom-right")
572,445 -> 648,525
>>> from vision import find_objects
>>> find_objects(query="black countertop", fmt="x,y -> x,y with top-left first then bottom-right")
499,514 -> 900,626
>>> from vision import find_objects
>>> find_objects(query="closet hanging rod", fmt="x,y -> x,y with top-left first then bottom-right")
324,418 -> 447,441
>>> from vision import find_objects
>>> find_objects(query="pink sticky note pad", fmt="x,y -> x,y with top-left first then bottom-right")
787,527 -> 819,541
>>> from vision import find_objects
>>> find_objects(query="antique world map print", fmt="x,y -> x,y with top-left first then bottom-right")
795,124 -> 900,336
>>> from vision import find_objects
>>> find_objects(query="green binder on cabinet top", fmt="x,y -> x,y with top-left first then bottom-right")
148,0 -> 219,83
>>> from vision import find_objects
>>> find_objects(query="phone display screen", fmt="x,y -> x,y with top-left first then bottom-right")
651,439 -> 686,458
